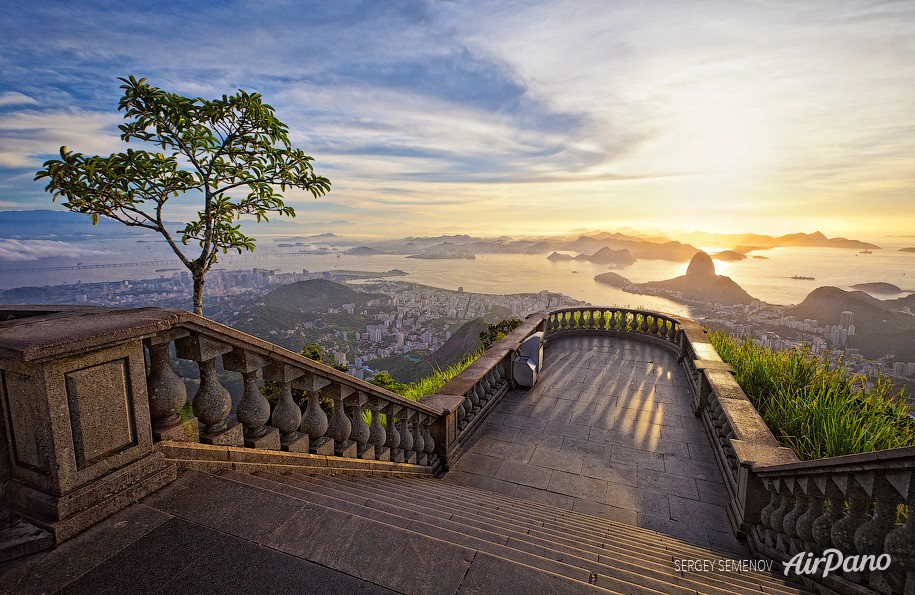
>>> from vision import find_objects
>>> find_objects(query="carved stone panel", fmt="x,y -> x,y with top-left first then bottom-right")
1,368 -> 51,474
64,359 -> 137,470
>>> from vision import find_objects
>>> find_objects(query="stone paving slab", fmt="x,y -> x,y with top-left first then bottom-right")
449,335 -> 743,552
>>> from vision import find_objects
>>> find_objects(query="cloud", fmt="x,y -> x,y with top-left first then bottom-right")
0,91 -> 38,107
0,108 -> 122,168
0,239 -> 109,262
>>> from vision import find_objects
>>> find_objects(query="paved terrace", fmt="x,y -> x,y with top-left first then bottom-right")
447,334 -> 742,553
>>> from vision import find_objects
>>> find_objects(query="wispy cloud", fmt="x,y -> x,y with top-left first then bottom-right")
0,91 -> 37,107
0,238 -> 109,262
0,1 -> 913,236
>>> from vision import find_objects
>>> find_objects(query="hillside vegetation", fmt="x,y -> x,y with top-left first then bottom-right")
709,331 -> 915,460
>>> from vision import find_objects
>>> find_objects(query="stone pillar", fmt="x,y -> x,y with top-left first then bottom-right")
0,338 -> 175,543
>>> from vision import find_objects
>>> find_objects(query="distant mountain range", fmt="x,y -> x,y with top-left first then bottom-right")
676,230 -> 880,251
0,210 -> 881,262
0,210 -> 162,240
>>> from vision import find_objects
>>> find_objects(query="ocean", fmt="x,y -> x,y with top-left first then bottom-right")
1,236 -> 913,315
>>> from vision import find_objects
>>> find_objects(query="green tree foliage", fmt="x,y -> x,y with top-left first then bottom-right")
479,318 -> 524,348
368,371 -> 408,394
262,343 -> 345,408
35,76 -> 331,315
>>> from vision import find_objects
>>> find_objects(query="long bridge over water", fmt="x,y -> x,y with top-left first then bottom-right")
0,252 -> 329,274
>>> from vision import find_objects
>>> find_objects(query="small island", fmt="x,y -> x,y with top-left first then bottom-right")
712,250 -> 747,261
594,272 -> 632,288
344,246 -> 378,256
850,282 -> 903,293
901,247 -> 915,253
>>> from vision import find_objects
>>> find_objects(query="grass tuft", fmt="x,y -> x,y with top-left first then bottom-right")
708,331 -> 915,460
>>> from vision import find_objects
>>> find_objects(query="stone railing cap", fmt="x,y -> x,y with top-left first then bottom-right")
0,306 -> 189,362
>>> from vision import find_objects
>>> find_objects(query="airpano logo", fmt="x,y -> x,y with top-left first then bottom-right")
783,549 -> 891,578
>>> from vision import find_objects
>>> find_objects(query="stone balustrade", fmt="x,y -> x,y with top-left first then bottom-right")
0,306 -> 441,543
753,449 -> 914,595
2,302 -> 913,595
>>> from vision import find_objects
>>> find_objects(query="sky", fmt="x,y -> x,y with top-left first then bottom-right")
1,0 -> 914,240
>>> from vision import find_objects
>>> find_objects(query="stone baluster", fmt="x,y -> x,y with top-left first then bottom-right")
467,383 -> 481,414
263,362 -> 308,452
222,349 -> 279,449
639,313 -> 649,333
831,475 -> 872,583
145,330 -> 197,442
399,411 -> 415,464
883,470 -> 915,595
769,478 -> 794,553
795,478 -> 825,554
421,416 -> 435,466
782,479 -> 810,554
493,362 -> 505,391
480,373 -> 492,402
649,315 -> 660,335
457,399 -> 468,431
605,310 -> 617,331
348,391 -> 372,459
325,382 -> 356,458
293,372 -> 332,455
366,398 -> 388,461
175,335 -> 242,446
385,404 -> 403,463
855,472 -> 902,590
413,413 -> 426,465
758,479 -> 781,547
811,476 -> 845,550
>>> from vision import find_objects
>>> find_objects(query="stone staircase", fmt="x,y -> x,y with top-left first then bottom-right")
208,469 -> 814,594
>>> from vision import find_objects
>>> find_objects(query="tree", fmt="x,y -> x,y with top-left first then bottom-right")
479,318 -> 524,348
34,76 -> 331,315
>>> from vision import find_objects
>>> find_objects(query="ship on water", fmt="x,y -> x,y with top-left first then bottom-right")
791,275 -> 815,280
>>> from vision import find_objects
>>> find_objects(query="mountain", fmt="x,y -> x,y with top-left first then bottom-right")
367,310 -> 512,382
677,230 -> 880,251
0,209 -> 161,240
546,251 -> 574,262
573,247 -> 636,265
262,279 -> 387,312
521,241 -> 553,254
787,286 -> 915,360
630,252 -> 755,305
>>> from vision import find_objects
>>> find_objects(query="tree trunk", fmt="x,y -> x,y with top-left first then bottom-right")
192,270 -> 205,316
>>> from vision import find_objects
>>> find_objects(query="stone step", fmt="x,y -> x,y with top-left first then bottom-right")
0,509 -> 54,563
295,473 -> 719,572
166,458 -> 431,478
283,472 -> 812,595
228,471 -> 811,595
293,472 -> 794,595
356,473 -> 744,562
157,440 -> 434,475
342,475 -> 811,595
222,470 -> 682,595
